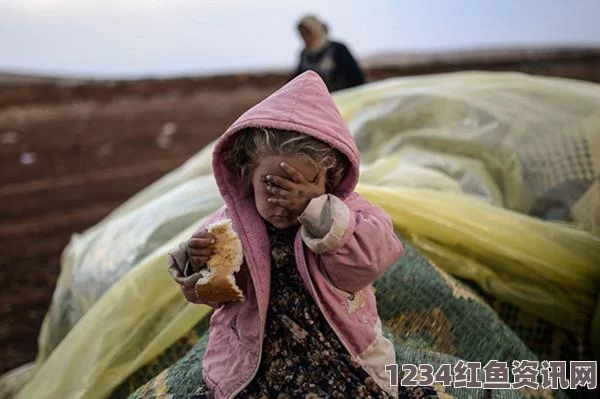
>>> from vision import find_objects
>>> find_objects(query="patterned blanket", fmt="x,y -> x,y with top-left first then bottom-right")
110,236 -> 587,399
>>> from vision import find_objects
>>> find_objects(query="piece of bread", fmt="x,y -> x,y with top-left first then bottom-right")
194,219 -> 245,303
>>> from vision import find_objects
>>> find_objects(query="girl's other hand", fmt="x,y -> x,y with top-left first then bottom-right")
187,231 -> 216,271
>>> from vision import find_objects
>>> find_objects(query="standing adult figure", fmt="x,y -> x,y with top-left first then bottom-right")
291,15 -> 366,92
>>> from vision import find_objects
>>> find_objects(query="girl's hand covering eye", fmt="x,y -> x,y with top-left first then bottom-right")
265,162 -> 326,214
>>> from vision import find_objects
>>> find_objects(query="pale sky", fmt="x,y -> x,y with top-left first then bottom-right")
1,0 -> 599,78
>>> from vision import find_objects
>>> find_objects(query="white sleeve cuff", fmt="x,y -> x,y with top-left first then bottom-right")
298,194 -> 350,254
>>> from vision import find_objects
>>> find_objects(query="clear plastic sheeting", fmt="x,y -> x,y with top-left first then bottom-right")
37,175 -> 223,362
336,71 -> 600,232
11,72 -> 600,399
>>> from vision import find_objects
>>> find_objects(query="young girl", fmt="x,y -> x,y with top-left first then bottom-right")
168,71 -> 438,398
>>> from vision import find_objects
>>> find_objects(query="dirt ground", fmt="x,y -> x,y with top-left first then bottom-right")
1,48 -> 599,376
0,81 -> 283,374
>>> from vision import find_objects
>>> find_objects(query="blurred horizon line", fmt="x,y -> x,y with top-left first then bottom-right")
2,43 -> 599,82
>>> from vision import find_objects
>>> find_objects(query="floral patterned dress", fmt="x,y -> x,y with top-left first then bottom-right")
194,224 -> 439,398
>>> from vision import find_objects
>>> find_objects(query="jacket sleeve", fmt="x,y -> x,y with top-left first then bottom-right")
298,193 -> 403,293
167,206 -> 229,308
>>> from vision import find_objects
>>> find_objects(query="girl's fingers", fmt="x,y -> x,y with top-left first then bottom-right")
189,237 -> 215,248
191,230 -> 213,239
279,162 -> 306,183
265,174 -> 295,190
190,247 -> 214,257
266,184 -> 292,198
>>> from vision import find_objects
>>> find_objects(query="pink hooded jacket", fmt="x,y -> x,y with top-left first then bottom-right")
168,71 -> 404,398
